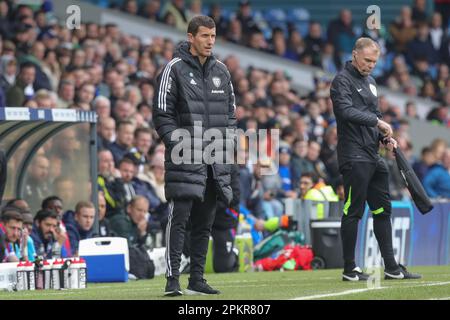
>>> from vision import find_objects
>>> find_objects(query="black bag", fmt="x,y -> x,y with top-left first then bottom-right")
129,245 -> 155,279
394,147 -> 433,214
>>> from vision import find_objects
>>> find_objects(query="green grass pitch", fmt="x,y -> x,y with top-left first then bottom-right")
1,266 -> 449,300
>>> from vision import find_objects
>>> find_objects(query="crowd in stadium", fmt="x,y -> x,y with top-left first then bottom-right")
1,0 -> 450,265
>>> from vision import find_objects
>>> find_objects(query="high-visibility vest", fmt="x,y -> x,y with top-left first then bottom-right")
304,185 -> 339,219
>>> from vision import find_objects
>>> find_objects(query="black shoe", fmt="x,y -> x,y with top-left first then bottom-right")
164,277 -> 183,296
185,278 -> 220,295
384,264 -> 422,280
342,267 -> 370,282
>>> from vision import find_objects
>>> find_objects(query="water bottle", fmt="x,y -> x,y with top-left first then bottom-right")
42,260 -> 52,290
69,258 -> 79,289
51,242 -> 61,259
24,261 -> 35,290
78,258 -> 87,289
15,261 -> 27,291
62,259 -> 72,289
51,258 -> 63,290
35,258 -> 44,290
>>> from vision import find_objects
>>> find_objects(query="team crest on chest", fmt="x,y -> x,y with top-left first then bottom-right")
369,84 -> 377,97
212,77 -> 221,88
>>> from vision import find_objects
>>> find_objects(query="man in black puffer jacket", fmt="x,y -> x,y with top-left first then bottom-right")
153,15 -> 236,296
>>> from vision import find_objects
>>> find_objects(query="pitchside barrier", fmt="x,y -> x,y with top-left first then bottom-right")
284,199 -> 450,268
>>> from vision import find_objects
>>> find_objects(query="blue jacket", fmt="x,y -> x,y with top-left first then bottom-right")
423,164 -> 450,198
63,211 -> 95,255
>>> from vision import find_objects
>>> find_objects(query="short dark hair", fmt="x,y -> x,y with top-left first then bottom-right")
42,196 -> 63,210
34,209 -> 58,223
119,156 -> 136,167
2,210 -> 24,223
20,61 -> 36,71
187,15 -> 215,36
134,127 -> 152,139
300,172 -> 318,184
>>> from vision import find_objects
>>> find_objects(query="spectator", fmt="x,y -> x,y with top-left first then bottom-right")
0,55 -> 17,93
97,191 -> 113,237
258,162 -> 285,219
131,127 -> 154,173
304,21 -> 325,67
121,0 -> 138,15
108,120 -> 135,166
299,172 -> 339,202
320,125 -> 339,186
187,0 -> 202,21
430,12 -> 445,52
412,0 -> 428,23
6,62 -> 36,106
140,0 -> 161,21
406,22 -> 438,67
117,157 -> 162,212
109,195 -> 151,246
423,147 -> 450,198
97,149 -> 125,217
278,146 -> 295,193
327,9 -> 356,68
209,3 -> 228,37
161,0 -> 189,31
236,1 -> 255,33
389,6 -> 416,54
405,101 -> 419,119
98,116 -> 116,150
56,80 -> 75,109
413,146 -> 435,182
304,140 -> 328,181
291,138 -> 311,184
63,201 -> 96,256
141,151 -> 166,203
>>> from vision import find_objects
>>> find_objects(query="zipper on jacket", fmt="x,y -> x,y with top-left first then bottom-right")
203,76 -> 210,129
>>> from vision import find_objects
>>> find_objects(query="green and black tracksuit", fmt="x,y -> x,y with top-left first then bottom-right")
330,61 -> 398,272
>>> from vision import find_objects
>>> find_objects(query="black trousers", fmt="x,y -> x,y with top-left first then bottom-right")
211,227 -> 238,273
340,159 -> 397,271
165,169 -> 217,280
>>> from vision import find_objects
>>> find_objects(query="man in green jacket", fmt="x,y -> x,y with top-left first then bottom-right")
6,62 -> 36,107
109,196 -> 150,246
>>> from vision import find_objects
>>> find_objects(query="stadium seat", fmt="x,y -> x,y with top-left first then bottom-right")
287,8 -> 310,23
264,8 -> 287,27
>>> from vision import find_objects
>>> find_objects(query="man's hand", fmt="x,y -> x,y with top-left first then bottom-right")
377,119 -> 393,137
53,227 -> 67,245
137,219 -> 148,236
383,137 -> 398,152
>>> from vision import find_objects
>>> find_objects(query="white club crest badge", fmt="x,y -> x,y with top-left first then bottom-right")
369,84 -> 377,97
212,77 -> 221,88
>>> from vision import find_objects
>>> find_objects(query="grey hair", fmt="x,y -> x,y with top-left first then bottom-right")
353,37 -> 380,52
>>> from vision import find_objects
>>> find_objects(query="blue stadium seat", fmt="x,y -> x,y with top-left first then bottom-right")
264,8 -> 287,25
287,8 -> 310,23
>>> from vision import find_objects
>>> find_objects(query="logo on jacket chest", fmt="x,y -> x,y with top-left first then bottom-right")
212,77 -> 221,88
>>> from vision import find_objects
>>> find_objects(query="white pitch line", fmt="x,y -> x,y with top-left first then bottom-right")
293,281 -> 450,300
292,287 -> 385,300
